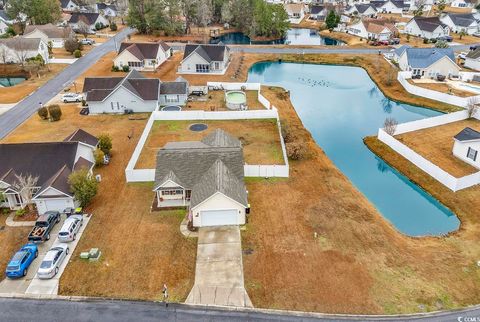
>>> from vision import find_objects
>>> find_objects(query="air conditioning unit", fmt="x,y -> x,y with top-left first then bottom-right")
95,174 -> 102,182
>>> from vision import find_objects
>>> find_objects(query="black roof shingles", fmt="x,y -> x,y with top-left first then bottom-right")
454,127 -> 480,142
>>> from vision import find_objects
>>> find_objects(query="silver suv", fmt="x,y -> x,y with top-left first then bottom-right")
58,215 -> 83,242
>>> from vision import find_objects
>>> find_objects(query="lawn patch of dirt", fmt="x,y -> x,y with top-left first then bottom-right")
135,119 -> 284,169
0,64 -> 68,103
396,119 -> 480,177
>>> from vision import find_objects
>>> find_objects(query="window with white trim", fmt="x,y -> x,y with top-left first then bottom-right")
165,95 -> 179,103
161,189 -> 183,196
195,64 -> 209,73
467,147 -> 478,161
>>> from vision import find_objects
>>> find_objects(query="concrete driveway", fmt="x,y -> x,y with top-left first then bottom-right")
0,214 -> 90,296
186,226 -> 252,307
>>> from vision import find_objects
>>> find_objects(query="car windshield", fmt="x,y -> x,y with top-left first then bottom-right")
36,221 -> 48,227
11,252 -> 25,261
6,265 -> 19,271
59,232 -> 69,236
40,261 -> 52,269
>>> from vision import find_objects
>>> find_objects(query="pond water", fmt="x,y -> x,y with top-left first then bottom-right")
0,76 -> 26,87
247,62 -> 460,236
211,29 -> 343,46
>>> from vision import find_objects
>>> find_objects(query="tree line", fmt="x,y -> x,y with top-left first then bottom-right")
127,0 -> 290,39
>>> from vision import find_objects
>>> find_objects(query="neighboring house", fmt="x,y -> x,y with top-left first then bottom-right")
285,3 -> 306,23
309,5 -> 328,20
68,12 -> 109,33
371,0 -> 406,14
0,37 -> 49,64
465,46 -> 480,70
60,0 -> 81,12
178,44 -> 231,74
114,41 -> 171,71
83,70 -> 160,114
345,4 -> 377,17
158,77 -> 189,106
405,16 -> 450,39
347,19 -> 397,40
0,129 -> 97,214
0,10 -> 14,24
440,13 -> 479,34
391,44 -> 410,62
453,127 -> 480,169
450,0 -> 474,8
153,129 -> 248,228
95,2 -> 117,17
398,47 -> 460,78
24,24 -> 74,48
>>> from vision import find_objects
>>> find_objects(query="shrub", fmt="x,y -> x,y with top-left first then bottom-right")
423,38 -> 429,44
111,65 -> 119,72
81,99 -> 87,106
110,22 -> 117,31
383,117 -> 398,135
280,120 -> 295,143
286,142 -> 306,160
122,65 -> 130,72
48,104 -> 62,121
95,22 -> 104,30
74,49 -> 82,58
94,149 -> 105,166
15,208 -> 26,216
68,169 -> 98,207
37,106 -> 48,120
98,134 -> 113,155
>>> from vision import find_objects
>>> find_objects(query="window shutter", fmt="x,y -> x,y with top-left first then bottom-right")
475,149 -> 478,161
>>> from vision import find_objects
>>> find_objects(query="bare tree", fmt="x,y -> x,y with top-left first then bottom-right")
77,19 -> 91,39
195,0 -> 212,39
384,117 -> 398,135
12,173 -> 39,211
0,45 -> 9,73
467,97 -> 479,118
13,38 -> 29,68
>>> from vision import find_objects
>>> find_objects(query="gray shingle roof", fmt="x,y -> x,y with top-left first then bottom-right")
0,37 -> 43,51
118,41 -> 170,60
466,47 -> 480,59
183,44 -> 228,63
69,12 -> 100,25
394,44 -> 411,57
154,130 -> 246,207
64,128 -> 99,147
412,16 -> 448,32
355,4 -> 376,13
447,13 -> 477,27
190,159 -> 248,208
159,77 -> 188,95
454,127 -> 480,141
405,47 -> 456,68
24,24 -> 73,39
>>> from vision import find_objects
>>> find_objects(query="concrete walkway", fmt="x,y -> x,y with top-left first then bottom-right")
185,226 -> 252,308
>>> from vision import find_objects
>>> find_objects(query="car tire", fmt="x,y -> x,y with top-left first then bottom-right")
35,250 -> 38,258
66,248 -> 69,255
55,267 -> 59,276
46,233 -> 50,241
76,99 -> 80,102
57,216 -> 61,223
23,269 -> 27,276
73,234 -> 76,241
63,100 -> 67,103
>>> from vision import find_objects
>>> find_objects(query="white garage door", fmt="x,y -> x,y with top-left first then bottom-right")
200,209 -> 238,227
44,199 -> 72,213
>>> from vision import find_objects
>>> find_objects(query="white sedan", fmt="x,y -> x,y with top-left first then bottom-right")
62,93 -> 83,103
37,244 -> 69,279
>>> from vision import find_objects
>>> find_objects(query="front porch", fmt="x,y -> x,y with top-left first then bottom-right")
152,188 -> 191,211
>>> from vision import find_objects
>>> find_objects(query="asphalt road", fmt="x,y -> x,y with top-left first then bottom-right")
1,297 -> 480,321
0,27 -> 133,140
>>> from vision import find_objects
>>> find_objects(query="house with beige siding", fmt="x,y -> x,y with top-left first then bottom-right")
114,41 -> 171,71
24,24 -> 74,48
398,47 -> 460,78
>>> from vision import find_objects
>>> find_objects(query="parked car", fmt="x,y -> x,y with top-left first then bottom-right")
437,74 -> 446,81
412,74 -> 422,79
80,38 -> 95,45
438,35 -> 453,42
5,244 -> 38,278
458,52 -> 468,60
37,244 -> 69,279
62,93 -> 83,103
470,45 -> 478,51
388,38 -> 400,45
58,215 -> 83,242
28,211 -> 61,243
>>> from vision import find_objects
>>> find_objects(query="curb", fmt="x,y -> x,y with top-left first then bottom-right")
5,213 -> 36,227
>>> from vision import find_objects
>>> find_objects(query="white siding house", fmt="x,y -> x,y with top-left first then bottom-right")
450,0 -> 474,8
398,47 -> 460,78
24,24 -> 74,48
0,37 -> 49,64
465,47 -> 480,71
178,44 -> 231,75
113,41 -> 172,71
440,13 -> 479,34
453,127 -> 480,169
405,16 -> 450,39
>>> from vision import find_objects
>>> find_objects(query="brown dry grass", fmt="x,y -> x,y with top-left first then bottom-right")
135,119 -> 283,169
1,105 -> 197,301
0,214 -> 30,280
396,119 -> 480,177
407,80 -> 477,98
187,90 -> 264,111
0,64 -> 68,103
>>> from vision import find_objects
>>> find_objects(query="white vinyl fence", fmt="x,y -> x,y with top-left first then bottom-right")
397,72 -> 480,108
377,111 -> 480,191
125,109 -> 289,182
